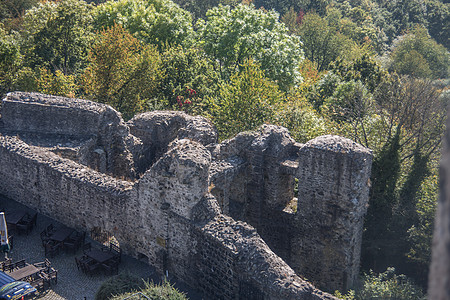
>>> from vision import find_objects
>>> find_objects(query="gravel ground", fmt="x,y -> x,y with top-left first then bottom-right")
0,195 -> 203,300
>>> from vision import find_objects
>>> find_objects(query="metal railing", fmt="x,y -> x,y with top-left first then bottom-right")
121,292 -> 151,300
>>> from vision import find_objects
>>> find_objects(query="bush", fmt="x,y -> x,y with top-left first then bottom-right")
109,280 -> 187,300
357,268 -> 425,300
95,273 -> 145,300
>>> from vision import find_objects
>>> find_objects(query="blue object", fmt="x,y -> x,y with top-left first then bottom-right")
0,271 -> 36,300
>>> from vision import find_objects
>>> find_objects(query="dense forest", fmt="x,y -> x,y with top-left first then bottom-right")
1,0 -> 449,298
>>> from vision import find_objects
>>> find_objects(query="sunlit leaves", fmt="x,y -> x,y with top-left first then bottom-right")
198,4 -> 303,90
82,24 -> 165,120
206,59 -> 282,140
93,0 -> 194,49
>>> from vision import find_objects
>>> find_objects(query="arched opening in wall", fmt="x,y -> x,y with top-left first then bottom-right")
282,177 -> 298,214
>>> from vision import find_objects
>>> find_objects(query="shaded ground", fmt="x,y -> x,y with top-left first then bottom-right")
0,195 -> 203,300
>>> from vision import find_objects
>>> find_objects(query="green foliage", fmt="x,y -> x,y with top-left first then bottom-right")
82,24 -> 165,120
36,67 -> 76,97
424,0 -> 450,49
0,0 -> 38,21
390,26 -> 449,79
323,80 -> 372,127
95,273 -> 146,300
253,0 -> 330,16
109,280 -> 187,300
329,54 -> 386,93
361,76 -> 447,284
407,172 -> 438,268
0,27 -> 21,97
172,0 -> 240,20
20,0 -> 94,74
357,268 -> 425,300
273,94 -> 329,143
206,59 -> 283,140
296,12 -> 353,71
197,3 -> 303,90
159,45 -> 221,109
93,0 -> 194,49
334,289 -> 355,300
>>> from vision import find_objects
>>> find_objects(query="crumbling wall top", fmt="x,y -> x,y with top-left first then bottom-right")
303,135 -> 372,155
4,91 -> 107,113
128,111 -> 217,146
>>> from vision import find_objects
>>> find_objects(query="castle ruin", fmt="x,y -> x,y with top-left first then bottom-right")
0,92 -> 373,299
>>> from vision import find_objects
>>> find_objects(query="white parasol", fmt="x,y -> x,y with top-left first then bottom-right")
0,212 -> 10,258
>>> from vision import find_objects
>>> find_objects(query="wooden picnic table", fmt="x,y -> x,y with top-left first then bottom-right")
9,264 -> 43,281
5,210 -> 26,226
49,228 -> 74,242
84,248 -> 115,264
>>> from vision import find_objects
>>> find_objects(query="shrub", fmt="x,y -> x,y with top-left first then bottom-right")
109,280 -> 187,300
95,273 -> 145,300
357,268 -> 425,300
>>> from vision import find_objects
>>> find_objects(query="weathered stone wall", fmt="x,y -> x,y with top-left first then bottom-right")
127,111 -> 217,175
210,128 -> 373,292
0,92 -> 376,298
294,136 -> 372,291
1,92 -> 136,178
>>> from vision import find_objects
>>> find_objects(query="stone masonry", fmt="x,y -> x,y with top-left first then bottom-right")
0,92 -> 374,299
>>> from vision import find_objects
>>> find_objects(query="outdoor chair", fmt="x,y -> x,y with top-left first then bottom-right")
34,258 -> 51,269
85,261 -> 101,276
30,277 -> 45,292
47,267 -> 57,284
0,258 -> 12,272
40,229 -> 49,241
110,243 -> 122,263
44,240 -> 61,258
16,220 -> 32,235
82,242 -> 91,254
101,261 -> 118,276
13,259 -> 26,270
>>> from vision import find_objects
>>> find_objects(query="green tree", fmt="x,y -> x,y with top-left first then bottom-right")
424,0 -> 450,49
0,27 -> 21,97
82,24 -> 165,120
253,0 -> 330,16
197,4 -> 304,90
0,0 -> 35,19
93,0 -> 194,49
361,76 -> 447,281
159,45 -> 221,109
172,0 -> 240,20
297,13 -> 353,71
20,0 -> 94,75
206,60 -> 283,140
357,268 -> 425,300
36,67 -> 77,97
390,26 -> 449,79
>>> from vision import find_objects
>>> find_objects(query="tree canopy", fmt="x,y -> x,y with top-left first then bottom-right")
197,4 -> 304,90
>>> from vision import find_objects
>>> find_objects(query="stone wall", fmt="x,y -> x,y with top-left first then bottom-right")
1,92 -> 136,179
210,127 -> 372,291
0,92 -> 376,298
294,136 -> 372,290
